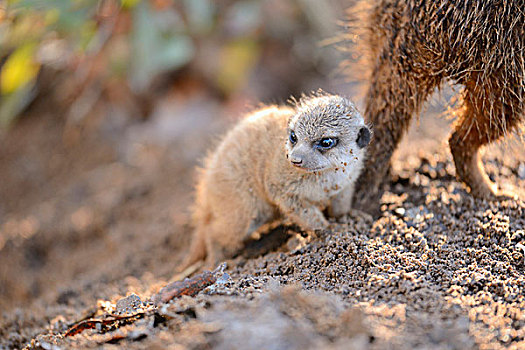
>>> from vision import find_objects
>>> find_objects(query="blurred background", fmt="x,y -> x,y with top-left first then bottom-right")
0,0 -> 357,310
0,0 -> 351,129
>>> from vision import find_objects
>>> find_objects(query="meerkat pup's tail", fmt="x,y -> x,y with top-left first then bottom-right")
179,225 -> 206,271
177,168 -> 210,273
170,225 -> 206,281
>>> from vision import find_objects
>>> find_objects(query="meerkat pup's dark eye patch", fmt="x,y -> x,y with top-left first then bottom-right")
289,130 -> 298,145
315,137 -> 338,151
356,127 -> 370,149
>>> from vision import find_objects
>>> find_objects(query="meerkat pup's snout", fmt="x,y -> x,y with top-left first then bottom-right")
180,92 -> 370,269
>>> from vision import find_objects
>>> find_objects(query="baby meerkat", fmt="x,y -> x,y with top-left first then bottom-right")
181,93 -> 370,268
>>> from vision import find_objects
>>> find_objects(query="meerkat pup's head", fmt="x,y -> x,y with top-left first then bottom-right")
286,93 -> 370,173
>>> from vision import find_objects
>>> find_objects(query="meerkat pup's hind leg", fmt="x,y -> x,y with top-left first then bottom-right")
449,75 -> 523,199
200,204 -> 257,269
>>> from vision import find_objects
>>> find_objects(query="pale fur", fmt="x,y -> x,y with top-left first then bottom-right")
181,93 -> 369,268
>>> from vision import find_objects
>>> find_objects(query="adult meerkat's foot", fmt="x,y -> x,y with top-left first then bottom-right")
449,142 -> 498,199
493,188 -> 519,201
449,126 -> 521,202
450,145 -> 520,202
449,73 -> 523,201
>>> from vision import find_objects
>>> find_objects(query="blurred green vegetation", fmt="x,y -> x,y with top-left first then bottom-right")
0,0 -> 342,128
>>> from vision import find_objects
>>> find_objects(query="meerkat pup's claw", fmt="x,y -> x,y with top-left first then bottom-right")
180,92 -> 369,269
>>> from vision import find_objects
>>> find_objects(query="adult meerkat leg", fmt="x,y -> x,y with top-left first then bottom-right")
449,75 -> 523,199
352,38 -> 442,214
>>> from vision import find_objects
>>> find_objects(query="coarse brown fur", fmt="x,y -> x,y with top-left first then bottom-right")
181,93 -> 370,268
345,0 -> 525,214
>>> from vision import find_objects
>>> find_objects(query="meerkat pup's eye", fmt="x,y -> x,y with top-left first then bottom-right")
316,137 -> 337,151
289,130 -> 298,145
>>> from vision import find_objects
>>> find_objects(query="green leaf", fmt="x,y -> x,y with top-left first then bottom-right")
183,0 -> 215,34
129,1 -> 194,93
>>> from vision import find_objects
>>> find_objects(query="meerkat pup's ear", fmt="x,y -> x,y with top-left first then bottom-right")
356,126 -> 371,149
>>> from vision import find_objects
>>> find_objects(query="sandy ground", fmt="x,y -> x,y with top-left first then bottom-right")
1,87 -> 524,349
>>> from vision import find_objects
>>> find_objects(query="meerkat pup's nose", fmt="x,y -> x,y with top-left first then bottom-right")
289,154 -> 303,166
